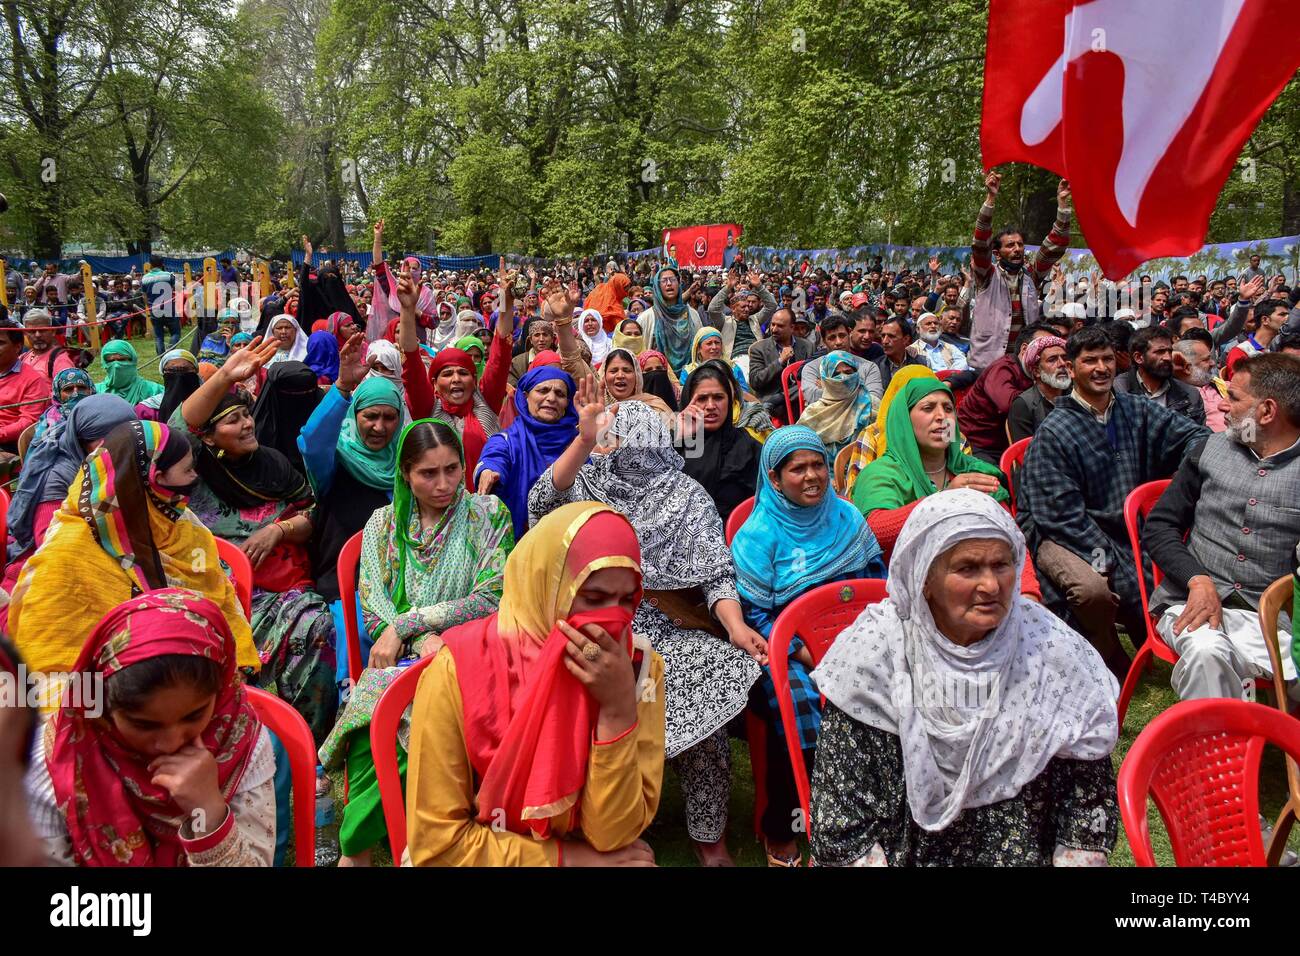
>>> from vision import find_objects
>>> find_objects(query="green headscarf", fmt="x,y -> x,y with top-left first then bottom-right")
390,417 -> 464,613
454,334 -> 486,378
336,377 -> 403,492
852,374 -> 1007,513
95,340 -> 164,406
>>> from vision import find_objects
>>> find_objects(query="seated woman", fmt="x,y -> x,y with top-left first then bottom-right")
612,317 -> 646,357
841,364 -> 933,492
96,339 -> 163,408
798,350 -> 874,460
676,362 -> 762,523
9,419 -> 258,696
810,489 -> 1120,866
530,393 -> 764,866
305,329 -> 340,386
297,333 -> 403,695
406,501 -> 663,866
173,340 -> 337,744
24,589 -> 277,866
731,425 -> 885,866
398,268 -> 512,488
31,367 -> 94,440
680,327 -> 750,396
2,394 -> 137,612
475,365 -> 578,541
197,308 -> 240,369
318,418 -> 512,866
137,349 -> 203,423
577,307 -> 612,367
264,314 -> 309,371
638,350 -> 681,409
252,360 -> 322,476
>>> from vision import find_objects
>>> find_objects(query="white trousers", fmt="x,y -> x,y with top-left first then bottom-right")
1158,605 -> 1296,701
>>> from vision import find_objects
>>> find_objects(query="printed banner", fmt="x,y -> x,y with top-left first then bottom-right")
661,223 -> 744,270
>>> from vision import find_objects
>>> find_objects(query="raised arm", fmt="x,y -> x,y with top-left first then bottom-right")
397,268 -> 435,419
181,338 -> 280,431
1027,179 -> 1073,290
971,170 -> 1000,291
550,374 -> 610,492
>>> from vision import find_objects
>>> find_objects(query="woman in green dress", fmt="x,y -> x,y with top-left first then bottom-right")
96,339 -> 164,407
318,417 -> 514,867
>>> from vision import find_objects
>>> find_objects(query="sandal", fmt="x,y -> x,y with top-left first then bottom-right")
764,840 -> 802,868
691,839 -> 736,867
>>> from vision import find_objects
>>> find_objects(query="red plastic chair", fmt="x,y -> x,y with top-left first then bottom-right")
998,437 -> 1031,519
1118,480 -> 1174,726
371,655 -> 435,863
245,686 -> 316,867
781,361 -> 806,425
934,368 -> 969,408
724,496 -> 755,546
214,536 -> 253,619
337,530 -> 365,684
1118,698 -> 1300,866
769,578 -> 889,843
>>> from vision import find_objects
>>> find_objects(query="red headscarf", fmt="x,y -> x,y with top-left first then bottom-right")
428,347 -> 488,486
47,589 -> 261,867
324,311 -> 354,347
442,505 -> 643,839
528,349 -> 562,370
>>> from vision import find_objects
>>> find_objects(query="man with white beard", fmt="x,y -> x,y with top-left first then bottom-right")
1142,352 -> 1300,702
911,312 -> 969,374
1172,328 -> 1227,432
1007,333 -> 1069,442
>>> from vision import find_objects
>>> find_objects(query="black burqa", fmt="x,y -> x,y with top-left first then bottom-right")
295,261 -> 361,335
677,362 -> 762,523
252,361 -> 322,475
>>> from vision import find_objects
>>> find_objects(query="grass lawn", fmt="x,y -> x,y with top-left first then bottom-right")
121,330 -> 1293,868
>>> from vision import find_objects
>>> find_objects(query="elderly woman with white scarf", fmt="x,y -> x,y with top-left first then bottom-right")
809,488 -> 1120,867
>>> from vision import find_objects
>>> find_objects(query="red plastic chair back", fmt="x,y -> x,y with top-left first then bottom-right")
214,536 -> 253,619
768,577 -> 889,840
245,686 -> 316,867
1123,479 -> 1171,599
1119,698 -> 1300,866
724,496 -> 755,546
998,437 -> 1031,518
782,361 -> 806,424
371,655 -> 435,863
337,530 -> 365,683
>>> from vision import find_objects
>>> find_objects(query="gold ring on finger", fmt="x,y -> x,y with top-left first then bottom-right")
582,642 -> 601,662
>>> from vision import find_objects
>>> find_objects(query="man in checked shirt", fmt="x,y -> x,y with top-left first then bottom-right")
967,170 -> 1073,373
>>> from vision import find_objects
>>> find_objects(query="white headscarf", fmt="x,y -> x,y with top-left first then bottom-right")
266,314 -> 308,365
812,489 -> 1118,832
429,300 -> 459,351
454,309 -> 483,339
577,308 -> 612,366
365,339 -> 410,426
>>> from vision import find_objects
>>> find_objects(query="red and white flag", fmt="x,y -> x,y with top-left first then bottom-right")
981,0 -> 1300,278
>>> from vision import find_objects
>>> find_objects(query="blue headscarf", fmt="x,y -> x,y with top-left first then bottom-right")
305,330 -> 340,382
730,425 -> 882,609
475,365 -> 578,540
6,393 -> 136,562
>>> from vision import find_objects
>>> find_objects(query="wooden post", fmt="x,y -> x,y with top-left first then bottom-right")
80,262 -> 102,351
182,262 -> 193,327
0,258 -> 8,309
202,257 -> 218,315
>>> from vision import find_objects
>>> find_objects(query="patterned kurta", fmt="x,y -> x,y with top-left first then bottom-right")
810,706 -> 1118,867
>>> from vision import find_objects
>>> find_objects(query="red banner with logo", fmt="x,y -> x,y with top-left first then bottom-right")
661,223 -> 743,269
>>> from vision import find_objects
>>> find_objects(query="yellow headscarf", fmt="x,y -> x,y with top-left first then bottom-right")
842,364 -> 936,494
10,431 -> 257,710
683,327 -> 729,377
495,501 -> 641,642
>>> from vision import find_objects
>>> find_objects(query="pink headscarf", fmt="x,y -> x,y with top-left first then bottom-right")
1023,334 -> 1067,374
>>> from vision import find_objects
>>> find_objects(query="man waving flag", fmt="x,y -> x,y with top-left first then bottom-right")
981,0 -> 1300,278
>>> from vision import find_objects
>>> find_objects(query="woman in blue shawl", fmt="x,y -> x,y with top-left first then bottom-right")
306,330 -> 341,385
473,365 -> 579,540
730,425 -> 884,866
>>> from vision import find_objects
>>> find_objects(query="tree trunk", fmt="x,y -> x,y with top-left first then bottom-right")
1017,168 -> 1060,246
319,135 -> 345,249
1282,177 -> 1300,237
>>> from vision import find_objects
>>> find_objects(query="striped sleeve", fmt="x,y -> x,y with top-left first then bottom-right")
971,203 -> 996,289
1029,207 -> 1072,288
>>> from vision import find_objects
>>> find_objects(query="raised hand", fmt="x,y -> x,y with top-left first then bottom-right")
985,169 -> 1001,201
395,267 -> 419,310
545,279 -> 575,320
928,255 -> 941,274
1057,178 -> 1072,208
576,373 -> 613,444
337,331 -> 368,393
222,337 -> 279,382
565,280 -> 582,312
747,270 -> 763,288
1239,274 -> 1266,302
372,219 -> 384,240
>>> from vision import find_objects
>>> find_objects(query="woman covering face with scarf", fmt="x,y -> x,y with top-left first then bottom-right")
95,340 -> 164,407
529,395 -> 765,866
32,366 -> 95,440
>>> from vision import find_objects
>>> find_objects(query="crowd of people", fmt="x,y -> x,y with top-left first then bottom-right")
2,182 -> 1299,868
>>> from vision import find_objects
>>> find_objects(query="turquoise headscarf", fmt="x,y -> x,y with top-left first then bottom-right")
390,418 -> 463,613
731,425 -> 882,608
96,340 -> 164,406
650,260 -> 695,371
336,377 -> 403,492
